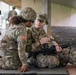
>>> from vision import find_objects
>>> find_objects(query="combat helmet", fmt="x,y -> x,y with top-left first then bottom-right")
37,13 -> 48,24
20,7 -> 37,21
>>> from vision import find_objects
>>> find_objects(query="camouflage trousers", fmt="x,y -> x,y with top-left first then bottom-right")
0,56 -> 21,70
36,54 -> 59,68
35,47 -> 76,68
57,48 -> 70,66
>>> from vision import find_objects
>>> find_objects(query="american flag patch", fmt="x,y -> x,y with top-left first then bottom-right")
21,36 -> 26,40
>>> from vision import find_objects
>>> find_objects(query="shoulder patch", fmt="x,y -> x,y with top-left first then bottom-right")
21,36 -> 27,40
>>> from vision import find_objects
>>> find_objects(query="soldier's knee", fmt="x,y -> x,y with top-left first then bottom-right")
36,54 -> 59,68
36,54 -> 47,68
47,56 -> 59,68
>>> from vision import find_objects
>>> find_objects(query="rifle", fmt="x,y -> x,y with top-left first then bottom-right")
28,43 -> 71,58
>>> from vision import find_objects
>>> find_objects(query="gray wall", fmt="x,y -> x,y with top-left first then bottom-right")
51,2 -> 76,27
21,0 -> 76,27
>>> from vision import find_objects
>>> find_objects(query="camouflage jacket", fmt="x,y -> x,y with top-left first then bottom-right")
26,26 -> 53,52
2,23 -> 28,66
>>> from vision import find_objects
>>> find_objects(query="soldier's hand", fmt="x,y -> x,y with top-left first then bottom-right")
40,37 -> 50,45
55,45 -> 62,52
18,65 -> 28,72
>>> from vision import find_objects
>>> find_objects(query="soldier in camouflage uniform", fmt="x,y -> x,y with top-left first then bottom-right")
6,6 -> 18,28
26,14 -> 61,68
27,13 -> 71,68
7,6 -> 17,21
0,7 -> 36,72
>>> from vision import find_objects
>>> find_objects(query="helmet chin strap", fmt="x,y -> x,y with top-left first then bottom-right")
26,22 -> 33,28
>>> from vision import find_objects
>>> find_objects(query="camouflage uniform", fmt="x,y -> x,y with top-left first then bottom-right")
30,26 -> 53,51
0,7 -> 37,70
69,50 -> 76,66
26,14 -> 71,68
26,13 -> 76,68
8,10 -> 17,20
0,23 -> 28,69
8,6 -> 17,21
30,27 -> 71,68
26,26 -> 59,68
